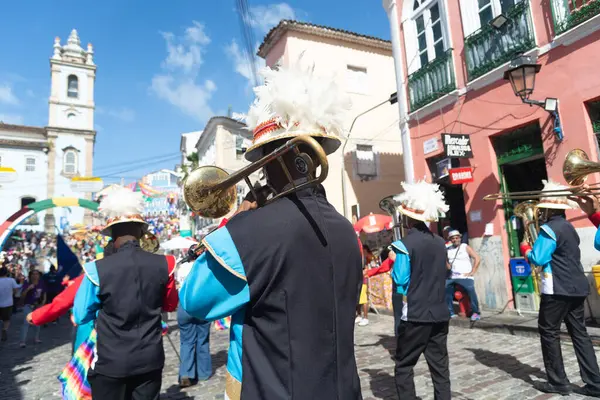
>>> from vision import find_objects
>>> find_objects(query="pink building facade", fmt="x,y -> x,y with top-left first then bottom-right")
386,0 -> 600,313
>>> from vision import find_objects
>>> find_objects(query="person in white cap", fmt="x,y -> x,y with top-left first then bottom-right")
445,229 -> 481,320
389,181 -> 451,400
521,180 -> 600,397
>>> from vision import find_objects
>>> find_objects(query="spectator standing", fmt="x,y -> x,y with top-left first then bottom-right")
19,270 -> 46,347
0,267 -> 21,341
445,230 -> 481,321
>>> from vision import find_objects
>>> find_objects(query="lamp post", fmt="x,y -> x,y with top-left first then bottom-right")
341,92 -> 398,218
503,55 -> 563,140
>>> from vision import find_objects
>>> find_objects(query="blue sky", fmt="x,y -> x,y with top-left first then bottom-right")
0,1 -> 391,183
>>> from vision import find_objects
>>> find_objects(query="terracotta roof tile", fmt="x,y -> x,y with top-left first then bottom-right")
258,20 -> 392,58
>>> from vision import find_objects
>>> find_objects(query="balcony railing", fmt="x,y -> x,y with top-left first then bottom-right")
408,49 -> 456,112
551,0 -> 600,36
464,1 -> 535,81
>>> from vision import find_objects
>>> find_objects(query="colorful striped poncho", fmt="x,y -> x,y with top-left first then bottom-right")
58,321 -> 169,400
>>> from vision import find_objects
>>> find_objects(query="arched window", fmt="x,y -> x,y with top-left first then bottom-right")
67,75 -> 78,98
63,149 -> 77,174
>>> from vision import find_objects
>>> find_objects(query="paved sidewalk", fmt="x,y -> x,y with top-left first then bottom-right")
1,312 -> 600,399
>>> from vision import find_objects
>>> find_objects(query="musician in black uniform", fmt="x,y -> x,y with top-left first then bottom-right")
179,63 -> 363,399
389,181 -> 451,400
521,180 -> 600,397
73,189 -> 178,400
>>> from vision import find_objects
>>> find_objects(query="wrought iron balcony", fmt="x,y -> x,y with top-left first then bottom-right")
464,1 -> 535,81
551,0 -> 600,36
407,49 -> 456,112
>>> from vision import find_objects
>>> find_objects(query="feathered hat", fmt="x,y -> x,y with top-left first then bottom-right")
98,187 -> 147,237
537,179 -> 577,210
237,60 -> 351,162
394,181 -> 449,222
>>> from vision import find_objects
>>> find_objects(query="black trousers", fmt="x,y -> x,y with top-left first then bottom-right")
88,368 -> 162,400
538,294 -> 600,389
394,319 -> 451,400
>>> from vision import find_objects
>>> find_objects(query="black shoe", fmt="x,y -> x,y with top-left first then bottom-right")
534,382 -> 571,395
179,377 -> 192,388
574,385 -> 600,398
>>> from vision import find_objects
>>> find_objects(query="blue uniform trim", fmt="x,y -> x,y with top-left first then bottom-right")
180,227 -> 250,322
203,227 -> 247,281
73,261 -> 101,326
227,309 -> 245,382
595,226 -> 600,251
528,225 -> 557,267
540,225 -> 557,241
74,321 -> 95,353
391,240 -> 411,295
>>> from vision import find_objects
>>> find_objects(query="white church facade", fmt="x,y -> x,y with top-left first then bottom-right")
0,29 -> 96,232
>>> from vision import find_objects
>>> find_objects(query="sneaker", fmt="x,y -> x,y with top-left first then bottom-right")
534,381 -> 571,395
354,316 -> 362,324
574,385 -> 600,398
450,314 -> 458,319
1,330 -> 7,342
471,313 -> 481,321
358,318 -> 369,327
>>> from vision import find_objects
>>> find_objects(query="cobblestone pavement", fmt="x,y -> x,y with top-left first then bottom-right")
1,312 -> 600,399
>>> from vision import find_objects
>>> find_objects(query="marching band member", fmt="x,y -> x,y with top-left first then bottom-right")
389,181 -> 451,400
179,62 -> 363,399
520,180 -> 600,397
73,188 -> 178,400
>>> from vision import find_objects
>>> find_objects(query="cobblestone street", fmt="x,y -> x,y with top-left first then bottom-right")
1,312 -> 599,399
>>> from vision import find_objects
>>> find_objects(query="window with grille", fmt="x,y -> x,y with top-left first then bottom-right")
355,144 -> 377,179
25,157 -> 35,172
67,75 -> 79,98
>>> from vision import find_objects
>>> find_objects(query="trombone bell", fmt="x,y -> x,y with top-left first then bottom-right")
563,149 -> 600,186
183,166 -> 237,219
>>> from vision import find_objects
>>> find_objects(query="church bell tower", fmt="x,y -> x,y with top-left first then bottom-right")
45,29 -> 97,231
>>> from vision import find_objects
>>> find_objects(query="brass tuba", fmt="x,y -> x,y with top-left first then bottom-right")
183,135 -> 328,218
379,194 -> 403,240
140,232 -> 160,253
513,200 -> 539,245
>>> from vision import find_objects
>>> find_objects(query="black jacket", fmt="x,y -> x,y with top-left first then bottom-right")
93,241 -> 171,377
226,185 -> 363,399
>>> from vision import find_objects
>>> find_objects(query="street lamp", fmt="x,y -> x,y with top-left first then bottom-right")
503,55 -> 563,140
341,92 -> 398,218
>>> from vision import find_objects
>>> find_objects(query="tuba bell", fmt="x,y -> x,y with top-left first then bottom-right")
563,149 -> 600,186
379,194 -> 403,240
140,232 -> 160,253
513,200 -> 539,245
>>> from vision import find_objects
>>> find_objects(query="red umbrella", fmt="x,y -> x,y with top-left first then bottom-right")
354,213 -> 393,234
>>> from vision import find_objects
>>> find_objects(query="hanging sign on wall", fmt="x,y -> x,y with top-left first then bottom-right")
442,134 -> 473,158
449,167 -> 474,184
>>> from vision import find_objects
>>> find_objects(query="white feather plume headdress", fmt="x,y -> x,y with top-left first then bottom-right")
98,187 -> 147,236
236,58 -> 352,162
538,179 -> 577,210
393,181 -> 449,222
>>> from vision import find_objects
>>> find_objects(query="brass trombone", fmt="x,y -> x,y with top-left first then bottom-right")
483,149 -> 600,201
140,232 -> 160,253
183,135 -> 329,219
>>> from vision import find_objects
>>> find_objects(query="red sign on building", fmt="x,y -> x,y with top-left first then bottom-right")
449,167 -> 474,184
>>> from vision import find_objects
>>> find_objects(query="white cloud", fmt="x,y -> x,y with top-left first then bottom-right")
246,3 -> 296,34
161,21 -> 210,74
151,21 -> 216,122
225,40 -> 265,85
0,113 -> 24,124
151,76 -> 216,122
0,85 -> 19,105
96,107 -> 135,122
